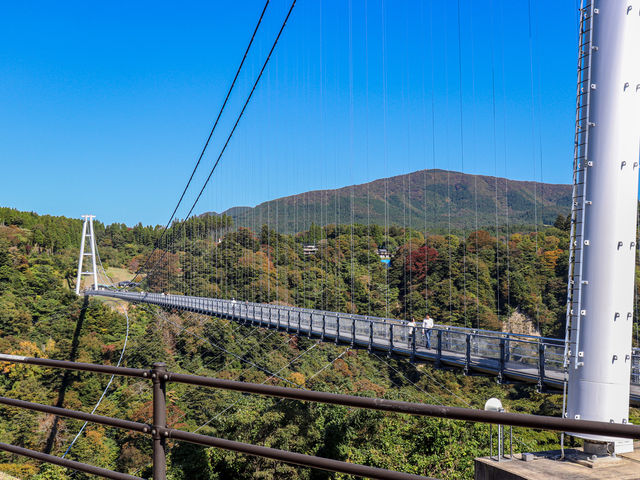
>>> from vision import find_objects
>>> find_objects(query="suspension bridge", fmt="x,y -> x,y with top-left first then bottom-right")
2,0 -> 640,479
88,289 -> 640,406
78,0 -> 640,475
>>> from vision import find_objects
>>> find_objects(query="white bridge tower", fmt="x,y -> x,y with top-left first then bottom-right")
75,215 -> 99,294
566,1 -> 640,453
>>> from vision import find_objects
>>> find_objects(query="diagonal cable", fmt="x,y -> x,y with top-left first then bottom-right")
141,0 -> 297,285
132,0 -> 271,283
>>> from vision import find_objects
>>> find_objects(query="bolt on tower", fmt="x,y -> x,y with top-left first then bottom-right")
75,215 -> 99,294
566,1 -> 640,454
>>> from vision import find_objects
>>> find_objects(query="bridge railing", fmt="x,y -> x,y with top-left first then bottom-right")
88,290 -> 640,392
2,353 -> 640,480
0,354 -> 434,480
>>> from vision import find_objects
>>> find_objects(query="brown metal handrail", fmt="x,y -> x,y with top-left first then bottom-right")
0,355 -> 433,480
0,442 -> 142,480
1,353 -> 640,479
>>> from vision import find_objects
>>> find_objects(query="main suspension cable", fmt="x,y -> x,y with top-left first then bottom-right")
132,1 -> 271,284
142,2 -> 298,292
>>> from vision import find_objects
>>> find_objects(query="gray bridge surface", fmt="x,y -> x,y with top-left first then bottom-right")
87,290 -> 640,405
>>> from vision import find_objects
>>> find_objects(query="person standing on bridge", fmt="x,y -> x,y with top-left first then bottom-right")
407,317 -> 417,346
423,314 -> 434,349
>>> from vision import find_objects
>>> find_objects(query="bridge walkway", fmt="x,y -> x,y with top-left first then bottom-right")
87,290 -> 640,405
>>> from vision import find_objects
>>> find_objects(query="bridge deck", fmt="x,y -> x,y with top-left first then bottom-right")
88,290 -> 640,406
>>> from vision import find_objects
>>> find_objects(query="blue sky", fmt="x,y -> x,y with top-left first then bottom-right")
0,1 -> 579,226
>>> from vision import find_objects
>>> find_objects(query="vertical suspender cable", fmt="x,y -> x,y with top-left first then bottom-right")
140,0 -> 297,294
319,0 -> 325,311
527,0 -> 541,333
499,1 -> 511,325
490,0 -> 501,329
365,0 -> 372,317
444,5 -> 453,324
403,9 -> 411,320
132,1 -> 270,284
470,1 -> 480,328
420,0 -> 428,320
428,1 -> 436,318
381,0 -> 389,319
456,0 -> 467,326
349,0 -> 355,315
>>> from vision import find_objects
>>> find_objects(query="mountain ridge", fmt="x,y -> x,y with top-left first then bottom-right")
212,169 -> 571,232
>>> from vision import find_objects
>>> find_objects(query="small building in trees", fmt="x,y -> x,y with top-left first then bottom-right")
303,244 -> 318,256
377,248 -> 391,265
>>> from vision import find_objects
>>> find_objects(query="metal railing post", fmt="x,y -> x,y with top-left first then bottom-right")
411,328 -> 416,363
152,363 -> 167,480
335,316 -> 340,344
368,321 -> 373,351
321,314 -> 326,341
538,343 -> 546,391
351,318 -> 355,346
465,334 -> 471,374
388,325 -> 393,356
504,336 -> 511,362
499,338 -> 506,383
436,330 -> 443,367
489,424 -> 493,459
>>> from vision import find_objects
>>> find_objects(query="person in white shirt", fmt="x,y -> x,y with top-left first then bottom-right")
407,317 -> 417,345
423,314 -> 434,348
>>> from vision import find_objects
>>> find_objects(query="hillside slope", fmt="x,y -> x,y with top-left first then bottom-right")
219,169 -> 571,233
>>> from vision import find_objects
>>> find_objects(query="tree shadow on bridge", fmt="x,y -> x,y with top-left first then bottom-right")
44,296 -> 88,454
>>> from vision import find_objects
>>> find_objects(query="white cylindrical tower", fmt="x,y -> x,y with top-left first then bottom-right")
567,1 -> 640,453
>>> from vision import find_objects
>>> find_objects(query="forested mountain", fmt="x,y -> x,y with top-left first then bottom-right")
0,205 -> 636,479
215,169 -> 572,233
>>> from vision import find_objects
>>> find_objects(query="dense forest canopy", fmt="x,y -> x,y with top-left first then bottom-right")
138,211 -> 573,338
0,205 -> 638,479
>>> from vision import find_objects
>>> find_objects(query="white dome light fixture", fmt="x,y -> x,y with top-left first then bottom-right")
484,397 -> 504,413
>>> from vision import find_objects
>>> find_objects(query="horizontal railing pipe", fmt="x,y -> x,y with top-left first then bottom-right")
166,372 -> 640,439
165,428 -> 434,480
0,396 -> 149,434
0,353 -> 148,379
0,442 -> 143,480
4,348 -> 640,478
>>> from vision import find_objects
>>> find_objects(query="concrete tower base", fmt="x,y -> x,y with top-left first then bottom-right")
474,443 -> 640,480
583,438 -> 633,455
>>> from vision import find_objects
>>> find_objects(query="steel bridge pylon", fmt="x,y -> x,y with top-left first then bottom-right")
566,1 -> 640,454
75,214 -> 99,295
